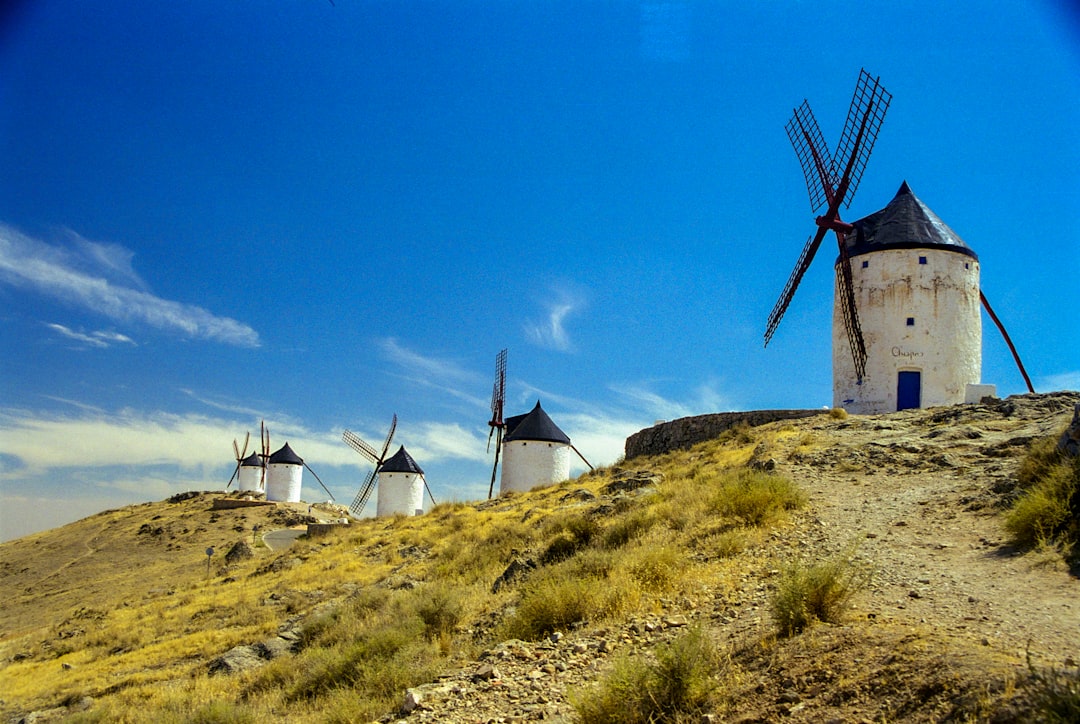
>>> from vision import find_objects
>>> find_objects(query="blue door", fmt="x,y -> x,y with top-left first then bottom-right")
897,371 -> 921,411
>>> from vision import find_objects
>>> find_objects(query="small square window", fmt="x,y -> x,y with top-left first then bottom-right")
906,317 -> 915,326
918,256 -> 927,265
964,262 -> 970,269
861,260 -> 869,268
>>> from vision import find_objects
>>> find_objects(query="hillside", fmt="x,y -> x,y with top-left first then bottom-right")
1,392 -> 1078,723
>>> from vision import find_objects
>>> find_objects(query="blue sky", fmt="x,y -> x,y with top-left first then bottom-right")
1,1 -> 1077,541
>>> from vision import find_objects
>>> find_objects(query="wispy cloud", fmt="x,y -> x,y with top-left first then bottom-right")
0,223 -> 260,347
46,322 -> 136,349
379,338 -> 488,409
524,287 -> 584,352
1040,371 -> 1080,392
610,381 -> 728,422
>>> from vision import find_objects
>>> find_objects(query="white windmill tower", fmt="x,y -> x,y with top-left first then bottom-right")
499,400 -> 592,495
375,445 -> 431,517
765,70 -> 1033,414
226,427 -> 266,494
237,451 -> 264,493
265,440 -> 336,504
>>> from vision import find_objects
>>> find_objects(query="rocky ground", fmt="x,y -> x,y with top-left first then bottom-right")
387,392 -> 1080,723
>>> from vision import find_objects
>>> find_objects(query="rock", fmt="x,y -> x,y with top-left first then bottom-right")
208,644 -> 266,675
224,540 -> 254,564
402,688 -> 422,713
492,557 -> 537,593
474,663 -> 500,681
1058,404 -> 1080,456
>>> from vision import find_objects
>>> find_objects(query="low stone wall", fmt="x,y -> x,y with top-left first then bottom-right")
211,498 -> 274,510
624,409 -> 827,460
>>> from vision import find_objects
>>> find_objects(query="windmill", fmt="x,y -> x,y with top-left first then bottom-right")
225,431 -> 251,489
486,348 -> 507,499
764,68 -> 892,384
342,414 -> 397,517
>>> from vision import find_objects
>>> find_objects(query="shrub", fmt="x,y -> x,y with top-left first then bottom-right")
829,407 -> 849,420
498,570 -> 596,641
573,626 -> 722,724
711,470 -> 806,527
1026,656 -> 1080,722
771,547 -> 869,636
601,509 -> 657,549
1006,434 -> 1080,549
409,583 -> 465,639
625,544 -> 685,592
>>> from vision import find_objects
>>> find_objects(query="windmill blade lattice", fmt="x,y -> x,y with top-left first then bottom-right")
832,70 -> 891,209
486,349 -> 507,499
785,101 -> 835,213
226,431 -> 250,489
764,227 -> 829,346
765,69 -> 890,384
342,414 -> 397,517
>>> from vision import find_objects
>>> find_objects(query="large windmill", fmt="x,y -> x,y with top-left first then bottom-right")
764,68 -> 891,384
766,70 -> 1033,413
486,348 -> 507,499
342,414 -> 397,517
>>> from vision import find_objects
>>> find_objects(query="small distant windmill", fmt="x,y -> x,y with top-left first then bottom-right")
486,348 -> 507,499
342,414 -> 397,517
226,431 -> 251,489
764,68 -> 892,384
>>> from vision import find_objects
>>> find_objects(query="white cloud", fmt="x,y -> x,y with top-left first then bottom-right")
46,322 -> 136,349
0,223 -> 260,347
524,287 -> 583,352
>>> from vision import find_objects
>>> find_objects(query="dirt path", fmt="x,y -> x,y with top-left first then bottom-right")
779,394 -> 1080,668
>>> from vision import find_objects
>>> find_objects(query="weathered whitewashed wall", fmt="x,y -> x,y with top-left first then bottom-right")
266,463 -> 303,502
376,471 -> 425,517
237,465 -> 263,493
833,248 -> 981,413
500,440 -> 571,495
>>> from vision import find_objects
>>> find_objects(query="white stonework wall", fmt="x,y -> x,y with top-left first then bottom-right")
266,463 -> 303,502
237,465 -> 263,493
499,440 -> 571,495
376,472 -> 425,517
833,248 -> 981,414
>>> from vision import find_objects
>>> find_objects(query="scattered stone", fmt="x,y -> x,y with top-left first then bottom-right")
224,539 -> 254,564
208,644 -> 266,675
492,557 -> 537,593
402,688 -> 422,714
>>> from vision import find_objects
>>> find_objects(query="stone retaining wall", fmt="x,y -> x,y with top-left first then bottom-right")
624,409 -> 827,460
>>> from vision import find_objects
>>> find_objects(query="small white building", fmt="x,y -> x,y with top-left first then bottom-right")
499,401 -> 571,495
237,451 -> 264,494
833,182 -> 985,414
376,445 -> 426,517
266,442 -> 304,503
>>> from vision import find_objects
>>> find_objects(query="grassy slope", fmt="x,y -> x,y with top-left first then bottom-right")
1,395 -> 1077,722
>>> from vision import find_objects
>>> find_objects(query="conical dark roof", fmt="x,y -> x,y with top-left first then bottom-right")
268,442 -> 303,465
379,445 -> 424,474
240,452 -> 262,467
842,181 -> 977,261
503,401 -> 571,444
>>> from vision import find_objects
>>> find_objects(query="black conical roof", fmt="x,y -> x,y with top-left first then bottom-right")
379,445 -> 424,474
503,401 -> 571,444
268,442 -> 303,465
240,452 -> 262,467
842,181 -> 978,261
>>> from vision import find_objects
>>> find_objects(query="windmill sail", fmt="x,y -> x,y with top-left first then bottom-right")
765,69 -> 890,384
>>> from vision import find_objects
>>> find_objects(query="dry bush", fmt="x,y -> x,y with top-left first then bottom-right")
771,547 -> 870,636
